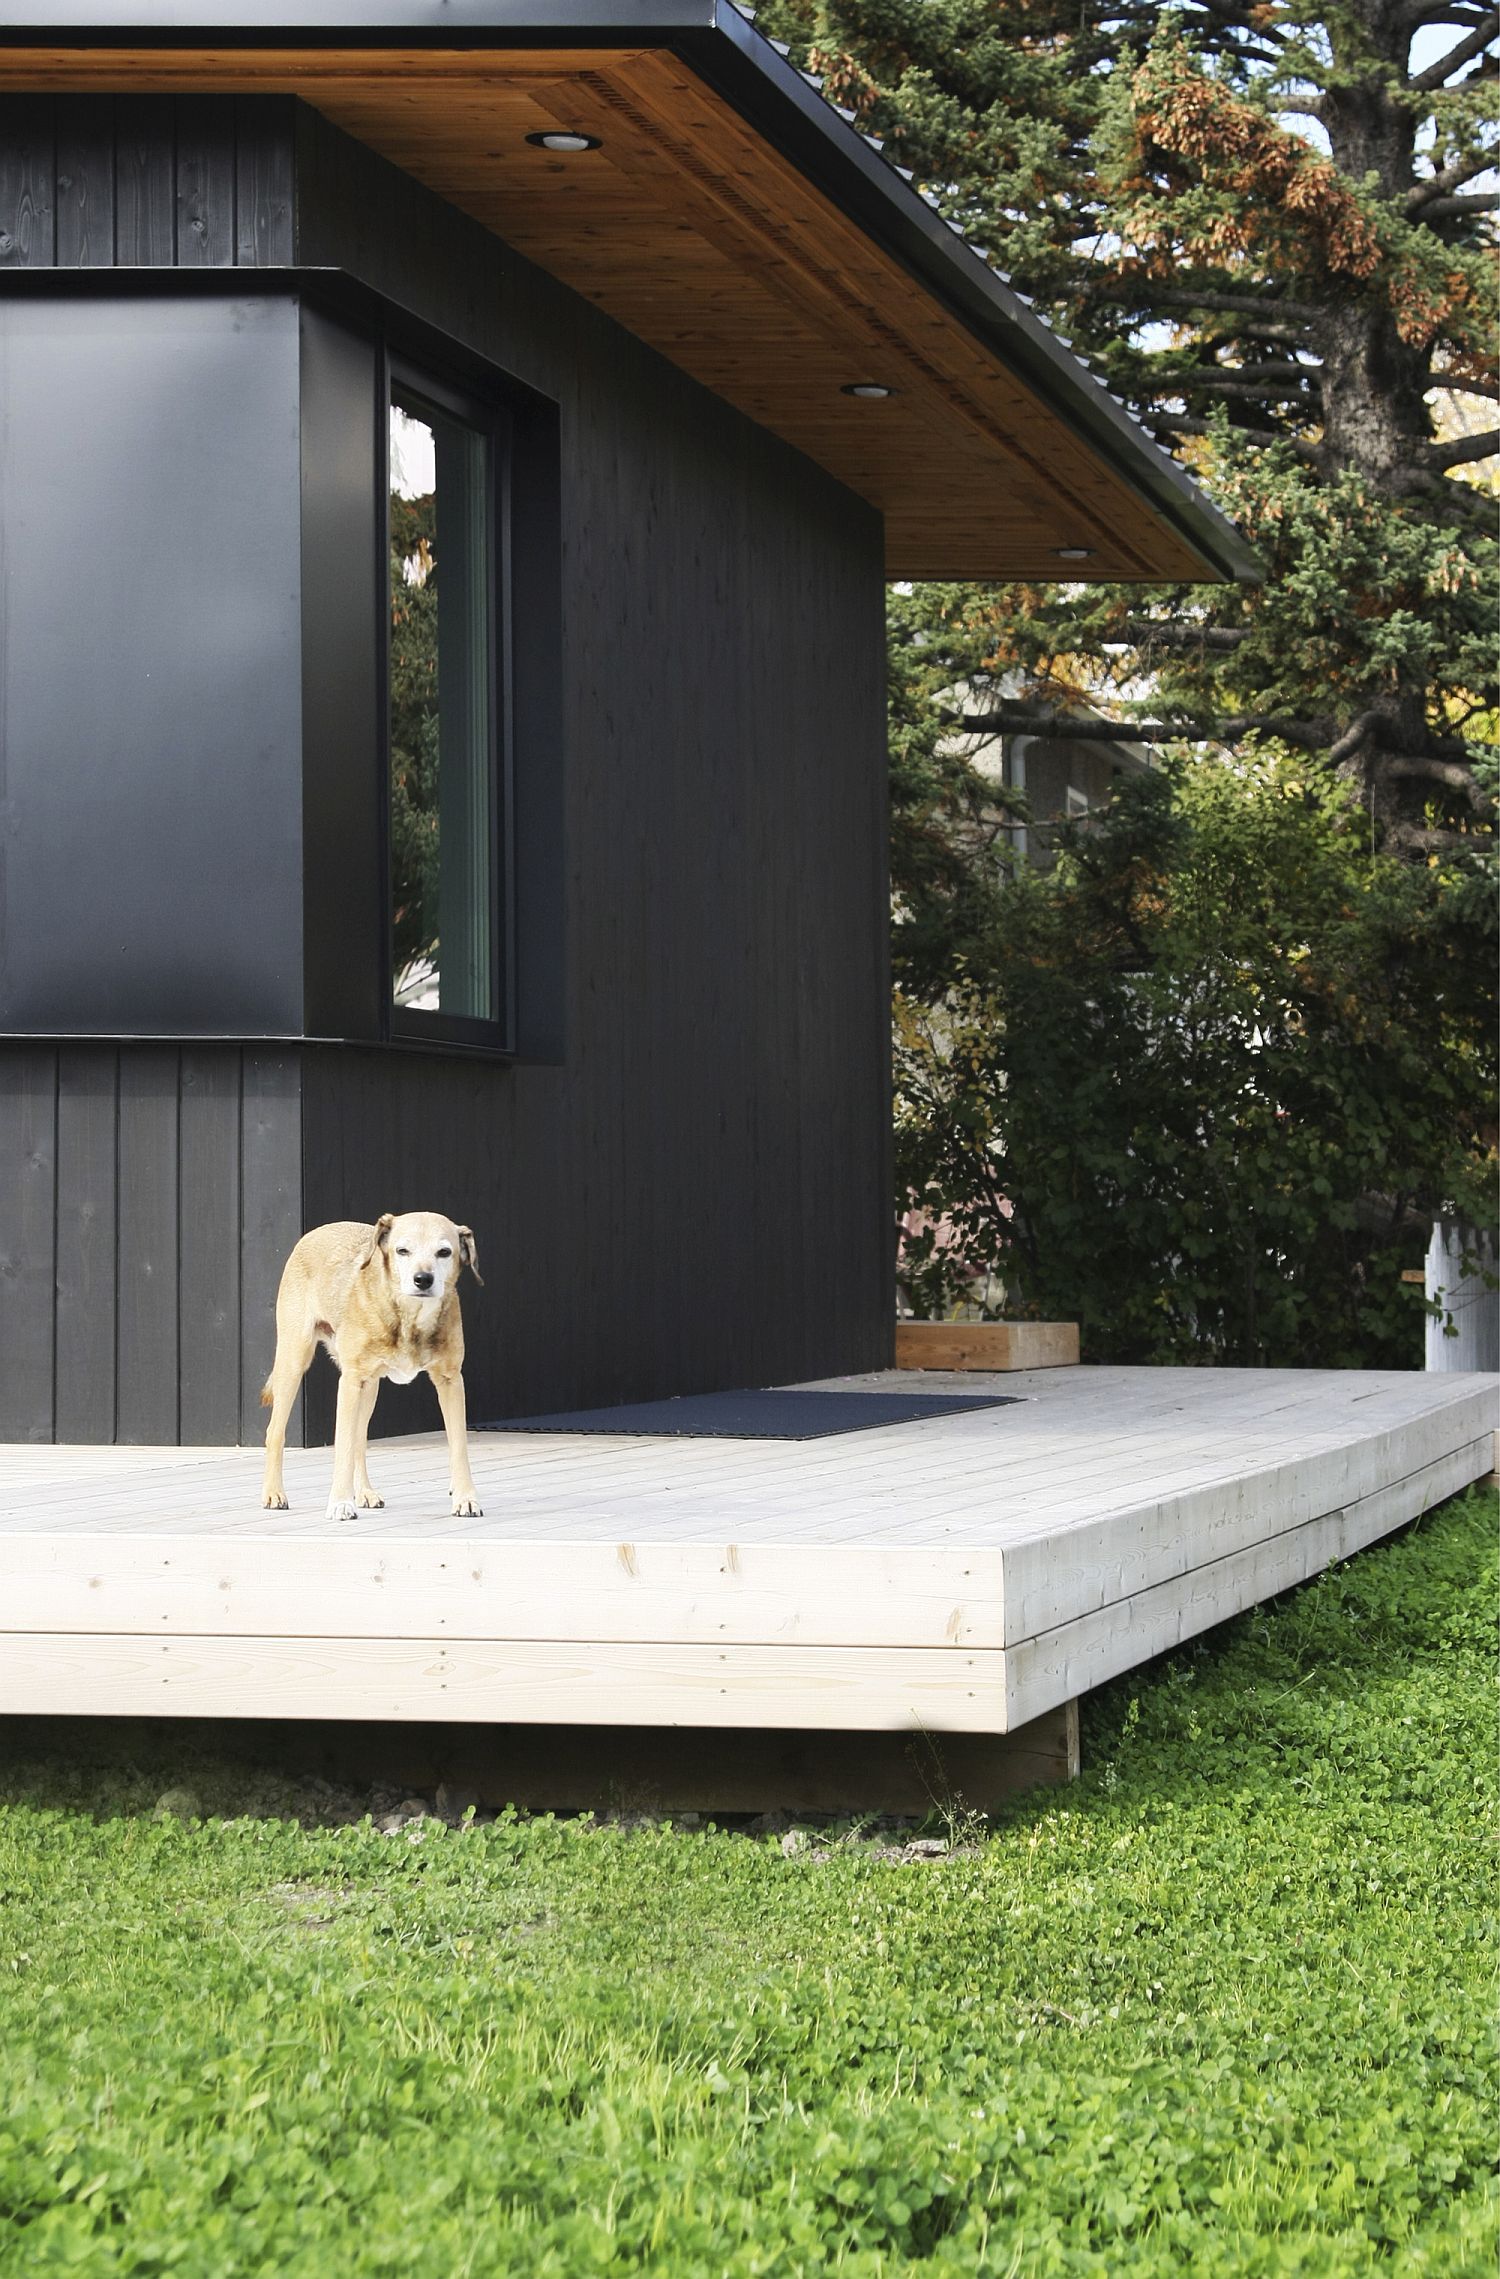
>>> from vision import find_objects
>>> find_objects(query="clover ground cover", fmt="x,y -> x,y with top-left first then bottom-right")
0,1487 -> 1494,2275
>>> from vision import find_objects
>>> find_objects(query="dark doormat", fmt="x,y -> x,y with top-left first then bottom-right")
476,1388 -> 1021,1441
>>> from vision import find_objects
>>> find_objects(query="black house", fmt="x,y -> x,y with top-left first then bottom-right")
0,5 -> 1253,1448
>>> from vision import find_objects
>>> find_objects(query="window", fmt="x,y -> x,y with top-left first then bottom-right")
387,364 -> 509,1045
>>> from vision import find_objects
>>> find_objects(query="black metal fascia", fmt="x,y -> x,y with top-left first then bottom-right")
0,0 -> 1261,580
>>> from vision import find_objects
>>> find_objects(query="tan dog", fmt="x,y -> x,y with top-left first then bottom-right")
259,1212 -> 483,1521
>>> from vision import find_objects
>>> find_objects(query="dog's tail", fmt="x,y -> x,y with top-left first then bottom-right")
259,1380 -> 274,1409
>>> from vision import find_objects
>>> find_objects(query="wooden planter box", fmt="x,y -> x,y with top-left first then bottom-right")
895,1320 -> 1080,1372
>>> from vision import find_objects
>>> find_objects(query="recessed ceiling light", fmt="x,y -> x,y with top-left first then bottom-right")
842,382 -> 896,399
526,131 -> 602,153
1055,546 -> 1094,560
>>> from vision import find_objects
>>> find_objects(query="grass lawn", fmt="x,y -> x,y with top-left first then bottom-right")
1,1486 -> 1494,2276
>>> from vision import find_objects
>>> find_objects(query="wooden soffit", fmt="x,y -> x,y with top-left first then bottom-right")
0,17 -> 1258,583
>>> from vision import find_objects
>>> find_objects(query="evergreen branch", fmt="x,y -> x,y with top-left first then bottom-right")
1185,0 -> 1292,43
1397,0 -> 1491,25
1406,151 -> 1497,206
1384,819 -> 1485,854
1327,710 -> 1388,768
1434,372 -> 1500,397
1394,467 -> 1500,524
1163,361 -> 1321,388
1080,281 -> 1322,323
1162,373 -> 1322,401
1426,426 -> 1500,466
1418,191 -> 1500,220
1143,412 -> 1322,460
1381,754 -> 1492,802
1122,618 -> 1251,651
1408,11 -> 1500,88
1208,322 -> 1313,349
952,708 -> 1336,749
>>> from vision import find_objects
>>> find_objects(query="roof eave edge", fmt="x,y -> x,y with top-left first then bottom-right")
0,0 -> 1262,580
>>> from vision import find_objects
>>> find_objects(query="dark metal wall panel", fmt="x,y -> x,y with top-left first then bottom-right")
298,304 -> 384,1045
0,1047 -> 58,1442
55,1046 -> 120,1444
0,293 -> 307,1036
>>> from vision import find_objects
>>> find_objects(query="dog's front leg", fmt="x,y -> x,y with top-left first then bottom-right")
327,1369 -> 368,1521
260,1329 -> 315,1511
353,1376 -> 384,1508
433,1372 -> 482,1517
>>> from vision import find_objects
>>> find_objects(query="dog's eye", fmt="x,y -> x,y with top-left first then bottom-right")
437,1248 -> 452,1259
395,1248 -> 409,1257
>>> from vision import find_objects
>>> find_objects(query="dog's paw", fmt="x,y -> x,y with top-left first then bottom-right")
261,1491 -> 289,1511
326,1497 -> 359,1522
355,1490 -> 385,1509
450,1494 -> 483,1518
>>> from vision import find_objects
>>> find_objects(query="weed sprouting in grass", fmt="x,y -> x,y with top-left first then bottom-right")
0,1487 -> 1495,2274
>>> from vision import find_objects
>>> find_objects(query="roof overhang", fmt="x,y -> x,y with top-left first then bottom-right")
0,3 -> 1262,583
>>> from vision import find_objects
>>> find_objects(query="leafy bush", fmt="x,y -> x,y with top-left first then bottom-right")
1,1489 -> 1495,2274
895,762 -> 1497,1364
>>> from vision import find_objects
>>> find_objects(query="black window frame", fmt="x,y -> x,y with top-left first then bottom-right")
381,346 -> 516,1056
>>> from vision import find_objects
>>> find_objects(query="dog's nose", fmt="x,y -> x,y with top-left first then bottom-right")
414,1270 -> 435,1292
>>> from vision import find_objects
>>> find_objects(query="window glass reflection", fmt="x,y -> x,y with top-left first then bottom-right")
389,390 -> 494,1023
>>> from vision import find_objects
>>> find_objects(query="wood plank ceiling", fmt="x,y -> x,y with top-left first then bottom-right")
0,41 -> 1219,581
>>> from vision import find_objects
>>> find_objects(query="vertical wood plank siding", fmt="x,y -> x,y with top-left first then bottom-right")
0,96 -> 55,265
0,97 -> 891,1445
178,1051 -> 243,1443
0,1049 -> 303,1446
0,1049 -> 58,1441
0,94 -> 295,269
115,1049 -> 181,1445
239,1056 -> 304,1448
54,1049 -> 120,1445
54,97 -> 114,268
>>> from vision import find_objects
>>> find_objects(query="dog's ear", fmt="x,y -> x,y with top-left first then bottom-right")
457,1225 -> 483,1286
360,1213 -> 396,1270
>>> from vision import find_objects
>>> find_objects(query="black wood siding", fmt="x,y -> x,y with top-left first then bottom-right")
0,93 -> 294,270
0,96 -> 892,1446
0,1047 -> 302,1445
293,106 -> 891,1439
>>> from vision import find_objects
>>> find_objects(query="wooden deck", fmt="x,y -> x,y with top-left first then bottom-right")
2,1366 -> 1493,1740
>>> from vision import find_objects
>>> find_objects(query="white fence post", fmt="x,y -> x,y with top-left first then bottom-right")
1425,1221 -> 1499,1372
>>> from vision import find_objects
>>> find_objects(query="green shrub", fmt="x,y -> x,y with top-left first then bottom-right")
895,763 -> 1497,1365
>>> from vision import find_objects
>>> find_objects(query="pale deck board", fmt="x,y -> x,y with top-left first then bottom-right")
0,1636 -> 1006,1731
4,1369 -> 1487,1547
1,1368 -> 1492,1734
2,1537 -> 1002,1649
1004,1438 -> 1487,1727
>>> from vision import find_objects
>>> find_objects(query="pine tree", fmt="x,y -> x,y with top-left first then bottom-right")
759,0 -> 1497,869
